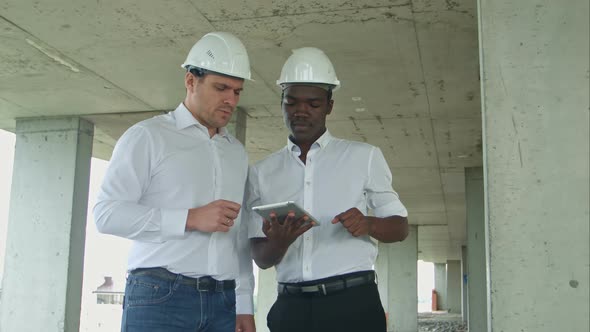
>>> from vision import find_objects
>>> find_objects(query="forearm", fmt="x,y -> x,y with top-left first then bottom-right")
368,215 -> 409,243
250,238 -> 290,269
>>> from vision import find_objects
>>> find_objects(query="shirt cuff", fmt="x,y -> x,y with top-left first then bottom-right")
160,208 -> 188,240
236,294 -> 254,315
373,201 -> 408,218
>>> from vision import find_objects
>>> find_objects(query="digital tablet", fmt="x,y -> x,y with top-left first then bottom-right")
251,201 -> 320,225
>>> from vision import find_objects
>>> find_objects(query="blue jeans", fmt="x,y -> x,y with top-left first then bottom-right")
121,270 -> 236,332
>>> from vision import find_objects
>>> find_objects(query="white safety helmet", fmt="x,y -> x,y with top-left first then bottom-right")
181,32 -> 251,80
277,47 -> 340,91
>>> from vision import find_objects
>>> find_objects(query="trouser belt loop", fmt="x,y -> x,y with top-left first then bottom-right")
196,277 -> 206,292
320,284 -> 327,295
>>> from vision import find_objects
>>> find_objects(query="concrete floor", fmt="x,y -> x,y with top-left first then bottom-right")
418,312 -> 467,332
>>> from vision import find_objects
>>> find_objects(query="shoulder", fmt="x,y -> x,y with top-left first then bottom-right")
123,113 -> 170,134
134,113 -> 174,132
328,137 -> 377,154
133,113 -> 182,140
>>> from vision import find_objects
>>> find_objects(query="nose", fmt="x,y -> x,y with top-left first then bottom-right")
223,92 -> 239,108
293,103 -> 311,117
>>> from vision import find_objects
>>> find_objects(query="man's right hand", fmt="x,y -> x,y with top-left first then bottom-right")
186,200 -> 241,233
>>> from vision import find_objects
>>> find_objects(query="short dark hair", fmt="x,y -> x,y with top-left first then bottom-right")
187,66 -> 206,82
187,66 -> 245,83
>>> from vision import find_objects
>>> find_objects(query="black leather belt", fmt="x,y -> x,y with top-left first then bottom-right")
129,267 -> 235,291
278,271 -> 375,296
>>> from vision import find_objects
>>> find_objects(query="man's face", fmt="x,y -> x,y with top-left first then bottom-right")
282,85 -> 333,144
185,72 -> 244,130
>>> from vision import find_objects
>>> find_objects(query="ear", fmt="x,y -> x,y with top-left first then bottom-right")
185,72 -> 195,91
326,99 -> 334,115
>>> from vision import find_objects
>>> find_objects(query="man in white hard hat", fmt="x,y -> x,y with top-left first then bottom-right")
244,47 -> 409,332
94,32 -> 256,332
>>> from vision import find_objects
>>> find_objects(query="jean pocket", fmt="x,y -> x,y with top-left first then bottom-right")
124,275 -> 175,307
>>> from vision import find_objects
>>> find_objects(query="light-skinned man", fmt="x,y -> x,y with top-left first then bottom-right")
94,32 -> 256,332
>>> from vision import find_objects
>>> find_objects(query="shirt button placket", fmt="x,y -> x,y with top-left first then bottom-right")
302,157 -> 314,280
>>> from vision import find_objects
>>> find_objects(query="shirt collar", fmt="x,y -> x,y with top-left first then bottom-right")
173,103 -> 232,142
287,129 -> 333,152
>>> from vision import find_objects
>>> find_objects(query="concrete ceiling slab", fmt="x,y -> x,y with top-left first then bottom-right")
0,0 -> 483,263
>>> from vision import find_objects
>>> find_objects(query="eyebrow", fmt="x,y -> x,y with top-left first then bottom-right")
215,83 -> 243,92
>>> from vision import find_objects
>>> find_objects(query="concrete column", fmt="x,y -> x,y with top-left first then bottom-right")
465,167 -> 486,331
461,245 -> 468,323
446,260 -> 462,314
0,117 -> 94,332
479,0 -> 589,331
254,268 -> 277,332
434,263 -> 447,310
383,225 -> 417,332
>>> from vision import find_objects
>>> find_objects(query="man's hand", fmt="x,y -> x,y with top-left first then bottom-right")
331,208 -> 372,237
250,212 -> 315,269
236,314 -> 255,332
186,199 -> 241,233
332,209 -> 409,242
263,212 -> 315,248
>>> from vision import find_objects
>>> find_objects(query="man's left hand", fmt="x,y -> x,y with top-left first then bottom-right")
236,314 -> 255,332
331,208 -> 372,237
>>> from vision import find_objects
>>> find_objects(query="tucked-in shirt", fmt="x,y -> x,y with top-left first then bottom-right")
245,130 -> 408,283
94,103 -> 254,314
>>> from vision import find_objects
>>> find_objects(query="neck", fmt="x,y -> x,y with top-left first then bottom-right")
182,101 -> 218,138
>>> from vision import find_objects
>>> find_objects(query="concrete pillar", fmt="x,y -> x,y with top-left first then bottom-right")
446,260 -> 462,314
465,167 -> 486,331
0,117 -> 94,332
434,263 -> 447,310
382,225 -> 417,332
479,0 -> 589,331
254,268 -> 277,332
461,245 -> 468,323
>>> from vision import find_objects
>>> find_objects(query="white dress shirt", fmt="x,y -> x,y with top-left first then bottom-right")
94,103 -> 254,314
245,130 -> 408,283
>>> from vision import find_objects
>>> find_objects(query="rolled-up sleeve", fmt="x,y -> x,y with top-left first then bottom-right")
366,147 -> 408,218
